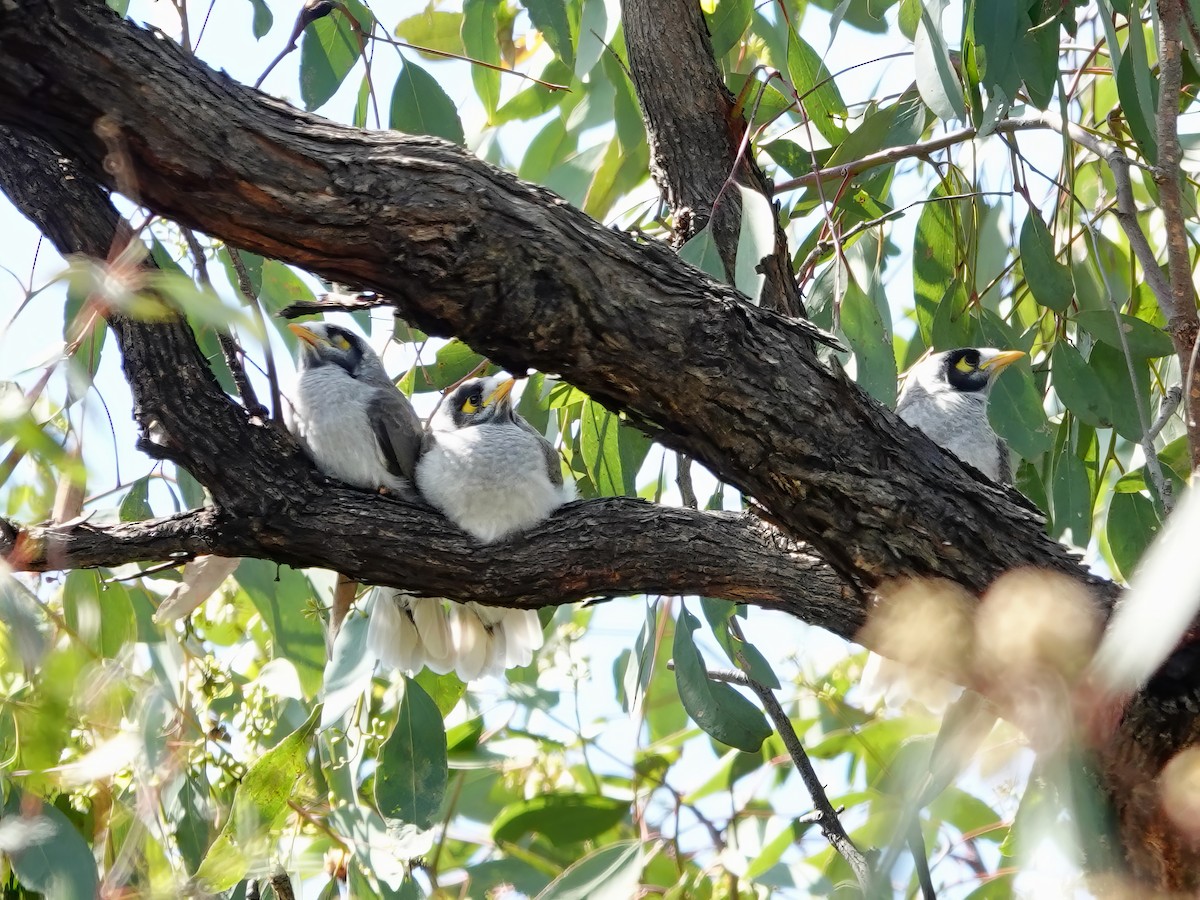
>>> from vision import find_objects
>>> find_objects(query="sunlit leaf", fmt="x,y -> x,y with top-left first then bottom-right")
842,280 -> 897,405
195,706 -> 321,891
237,559 -> 327,696
706,0 -> 752,57
1114,15 -> 1158,161
522,0 -> 576,69
679,225 -> 727,283
785,29 -> 848,143
395,10 -> 465,59
913,0 -> 966,121
734,184 -> 776,304
493,793 -> 628,844
320,609 -> 374,730
119,475 -> 153,522
299,0 -> 372,111
535,840 -> 643,900
463,0 -> 502,119
913,184 -> 961,344
390,59 -> 466,144
2,787 -> 99,900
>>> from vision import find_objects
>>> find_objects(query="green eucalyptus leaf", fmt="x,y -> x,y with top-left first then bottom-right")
706,0 -> 753,57
535,840 -> 644,900
391,59 -> 466,144
1051,342 -> 1110,428
1051,446 -> 1092,546
1019,211 -> 1073,313
300,0 -> 372,111
679,225 -> 727,283
672,605 -> 771,752
1074,310 -> 1174,359
734,184 -> 777,304
786,29 -> 848,144
2,788 -> 98,900
463,0 -> 502,119
522,0 -> 576,69
493,793 -> 628,844
375,677 -> 448,830
195,706 -> 321,891
1107,492 -> 1162,581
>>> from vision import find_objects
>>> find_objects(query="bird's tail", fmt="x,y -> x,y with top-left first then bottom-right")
367,590 -> 544,681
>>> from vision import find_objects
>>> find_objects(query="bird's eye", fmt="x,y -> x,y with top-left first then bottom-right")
332,334 -> 352,351
461,392 -> 482,414
954,355 -> 977,374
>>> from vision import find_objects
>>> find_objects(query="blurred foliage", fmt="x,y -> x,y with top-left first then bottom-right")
0,0 -> 1196,896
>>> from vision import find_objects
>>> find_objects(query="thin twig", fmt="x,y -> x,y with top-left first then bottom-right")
367,32 -> 569,93
1147,386 -> 1184,443
180,227 -> 266,418
255,1 -> 335,89
677,663 -> 872,892
675,454 -> 698,510
773,112 -> 1116,194
226,247 -> 281,422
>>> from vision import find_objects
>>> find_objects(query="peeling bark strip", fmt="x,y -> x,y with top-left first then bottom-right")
0,0 -> 1102,601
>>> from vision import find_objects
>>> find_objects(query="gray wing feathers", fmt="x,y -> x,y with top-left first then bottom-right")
368,389 -> 424,480
517,417 -> 563,487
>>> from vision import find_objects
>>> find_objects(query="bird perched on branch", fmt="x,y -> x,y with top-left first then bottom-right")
286,322 -> 454,671
287,322 -> 423,496
371,375 -> 573,681
864,346 -> 1026,825
895,347 -> 1025,482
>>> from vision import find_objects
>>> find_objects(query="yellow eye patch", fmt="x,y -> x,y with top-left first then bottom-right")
461,396 -> 480,414
954,356 -> 976,374
332,334 -> 351,351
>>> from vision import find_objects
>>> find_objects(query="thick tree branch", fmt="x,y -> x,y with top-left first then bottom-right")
0,500 -> 857,631
620,0 -> 808,319
0,0 -> 1108,607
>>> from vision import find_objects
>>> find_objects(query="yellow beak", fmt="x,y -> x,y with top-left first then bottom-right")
980,350 -> 1025,376
486,377 -> 517,406
288,323 -> 325,348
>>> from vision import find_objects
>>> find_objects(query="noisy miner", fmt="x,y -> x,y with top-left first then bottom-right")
287,322 -> 454,672
895,347 -> 1025,482
865,347 -> 1026,818
382,374 -> 574,681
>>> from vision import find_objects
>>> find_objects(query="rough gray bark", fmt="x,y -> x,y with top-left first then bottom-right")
0,123 -> 853,631
0,0 -> 1105,605
620,0 -> 809,320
